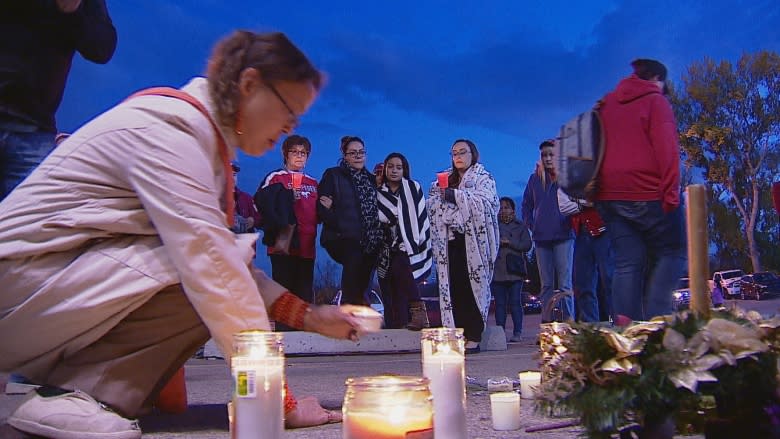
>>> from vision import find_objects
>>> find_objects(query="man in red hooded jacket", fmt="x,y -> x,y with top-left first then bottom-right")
596,59 -> 686,322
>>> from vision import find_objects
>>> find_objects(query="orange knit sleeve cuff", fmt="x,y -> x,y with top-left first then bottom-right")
269,292 -> 311,330
284,382 -> 297,414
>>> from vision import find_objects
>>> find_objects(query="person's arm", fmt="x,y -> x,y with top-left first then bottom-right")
521,175 -> 534,231
71,0 -> 117,64
508,223 -> 532,253
317,169 -> 337,226
649,96 -> 681,213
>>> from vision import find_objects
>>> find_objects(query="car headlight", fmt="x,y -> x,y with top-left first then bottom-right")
673,291 -> 682,299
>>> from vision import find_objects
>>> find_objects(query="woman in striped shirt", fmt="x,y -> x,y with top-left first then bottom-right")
376,152 -> 433,330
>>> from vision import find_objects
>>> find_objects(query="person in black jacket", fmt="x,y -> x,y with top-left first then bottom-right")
0,0 -> 117,200
318,136 -> 383,306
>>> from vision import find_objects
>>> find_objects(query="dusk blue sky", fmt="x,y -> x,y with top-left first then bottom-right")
59,0 -> 780,199
56,1 -> 780,273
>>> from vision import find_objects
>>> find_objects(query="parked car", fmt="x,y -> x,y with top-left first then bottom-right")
673,277 -> 691,310
522,291 -> 542,314
418,276 -> 541,324
740,272 -> 780,300
713,269 -> 745,299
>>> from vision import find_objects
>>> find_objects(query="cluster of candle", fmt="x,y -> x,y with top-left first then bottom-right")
228,320 -> 542,437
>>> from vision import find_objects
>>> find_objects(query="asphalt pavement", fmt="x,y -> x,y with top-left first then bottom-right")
5,297 -> 774,438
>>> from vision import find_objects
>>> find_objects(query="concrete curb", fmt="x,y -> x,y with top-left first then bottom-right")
203,326 -> 508,357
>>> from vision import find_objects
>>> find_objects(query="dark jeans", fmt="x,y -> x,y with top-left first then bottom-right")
597,201 -> 686,321
574,227 -> 614,322
448,234 -> 484,343
490,280 -> 524,336
329,239 -> 378,306
269,254 -> 314,303
535,239 -> 575,321
0,128 -> 56,200
378,250 -> 421,329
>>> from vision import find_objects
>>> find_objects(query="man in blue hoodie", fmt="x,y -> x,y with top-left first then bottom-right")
521,140 -> 575,322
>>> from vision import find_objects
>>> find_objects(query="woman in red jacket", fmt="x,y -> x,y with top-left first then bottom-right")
255,135 -> 319,304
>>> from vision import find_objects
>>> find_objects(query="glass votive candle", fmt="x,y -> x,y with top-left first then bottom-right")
517,370 -> 542,399
230,330 -> 284,439
487,376 -> 513,393
351,307 -> 384,335
489,391 -> 521,431
343,375 -> 433,439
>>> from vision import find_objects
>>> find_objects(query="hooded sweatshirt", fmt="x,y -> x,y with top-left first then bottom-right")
596,74 -> 681,213
521,164 -> 574,243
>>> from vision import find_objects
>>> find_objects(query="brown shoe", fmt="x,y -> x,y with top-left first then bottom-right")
406,301 -> 430,331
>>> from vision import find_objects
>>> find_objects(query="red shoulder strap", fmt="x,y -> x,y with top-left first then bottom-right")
128,87 -> 235,228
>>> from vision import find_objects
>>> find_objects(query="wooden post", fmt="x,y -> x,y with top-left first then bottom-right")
686,185 -> 711,318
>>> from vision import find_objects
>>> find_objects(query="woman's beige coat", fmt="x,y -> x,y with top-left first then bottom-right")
0,78 -> 283,373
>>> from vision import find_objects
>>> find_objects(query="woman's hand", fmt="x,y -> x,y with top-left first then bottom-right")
303,304 -> 362,341
319,195 -> 333,209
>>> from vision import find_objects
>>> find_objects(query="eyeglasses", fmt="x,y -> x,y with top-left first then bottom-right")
288,149 -> 308,157
345,150 -> 366,158
265,82 -> 300,129
451,150 -> 471,158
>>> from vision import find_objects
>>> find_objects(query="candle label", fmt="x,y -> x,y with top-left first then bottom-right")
234,369 -> 257,398
406,428 -> 433,438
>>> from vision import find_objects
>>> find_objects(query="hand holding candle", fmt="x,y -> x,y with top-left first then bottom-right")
349,307 -> 383,335
291,172 -> 303,191
302,304 -> 365,341
436,171 -> 449,189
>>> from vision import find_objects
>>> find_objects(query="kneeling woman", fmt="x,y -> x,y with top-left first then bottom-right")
376,153 -> 433,330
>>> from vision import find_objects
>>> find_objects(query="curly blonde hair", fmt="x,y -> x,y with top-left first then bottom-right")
206,30 -> 324,130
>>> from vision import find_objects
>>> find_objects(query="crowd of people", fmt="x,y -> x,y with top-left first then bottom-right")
0,5 -> 705,437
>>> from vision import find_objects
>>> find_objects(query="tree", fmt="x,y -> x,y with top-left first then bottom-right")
672,51 -> 780,273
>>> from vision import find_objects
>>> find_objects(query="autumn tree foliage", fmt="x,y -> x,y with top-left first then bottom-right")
673,51 -> 780,273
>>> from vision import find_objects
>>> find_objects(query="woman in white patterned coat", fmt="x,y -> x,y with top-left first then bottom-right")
426,139 -> 499,354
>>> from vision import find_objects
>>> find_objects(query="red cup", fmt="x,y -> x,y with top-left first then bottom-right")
772,181 -> 780,215
436,172 -> 449,189
291,172 -> 303,191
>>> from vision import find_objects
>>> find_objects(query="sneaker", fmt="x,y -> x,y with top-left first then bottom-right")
509,334 -> 523,343
8,388 -> 141,439
5,374 -> 40,395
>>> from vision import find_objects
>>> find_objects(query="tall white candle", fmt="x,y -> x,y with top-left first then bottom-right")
517,371 -> 541,399
489,392 -> 521,431
422,349 -> 467,439
232,357 -> 284,438
231,332 -> 285,439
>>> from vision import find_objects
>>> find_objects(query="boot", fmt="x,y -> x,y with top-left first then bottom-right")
406,301 -> 430,331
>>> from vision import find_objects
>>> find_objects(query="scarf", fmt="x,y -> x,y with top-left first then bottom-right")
342,161 -> 382,255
